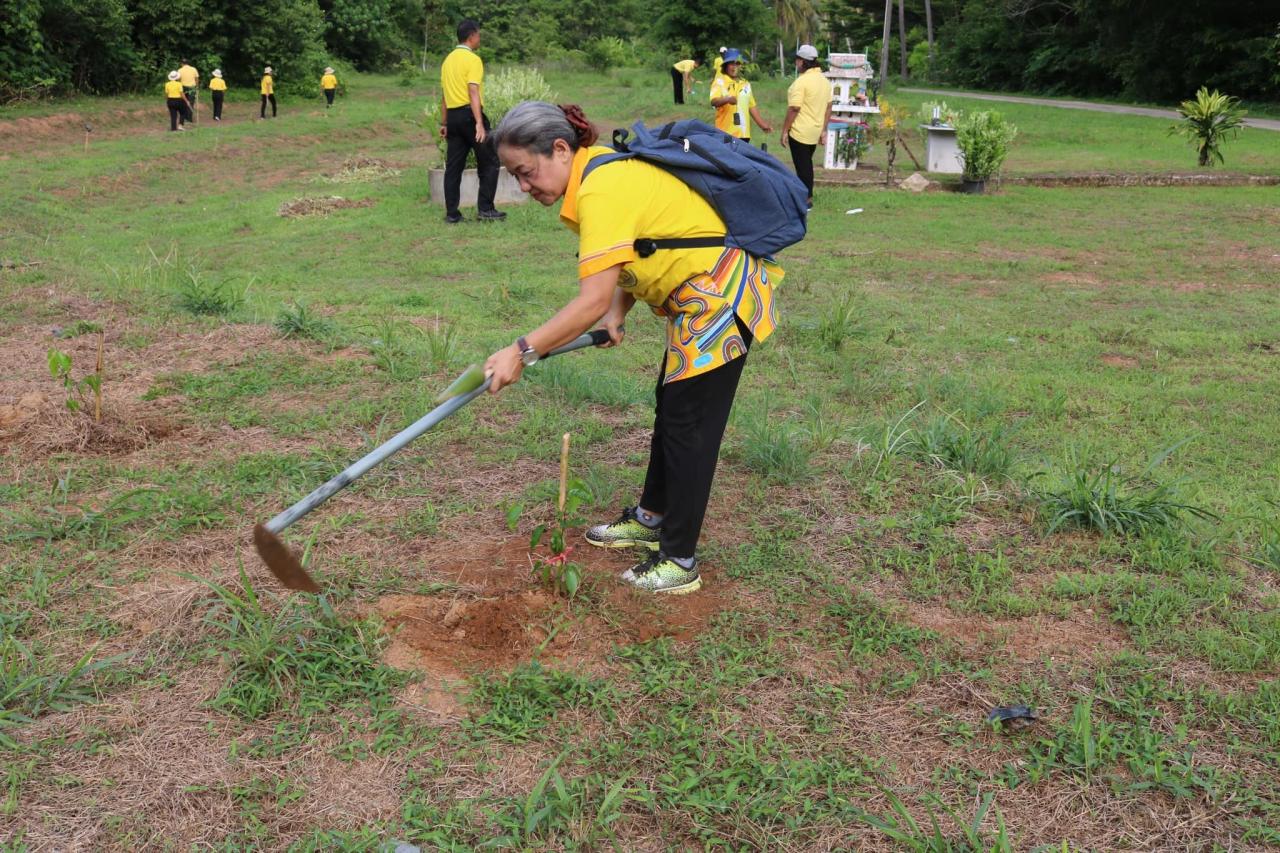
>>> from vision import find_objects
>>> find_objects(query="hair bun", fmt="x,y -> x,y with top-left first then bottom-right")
558,104 -> 598,148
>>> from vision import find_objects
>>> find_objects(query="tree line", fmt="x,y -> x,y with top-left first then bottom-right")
2,0 -> 1277,103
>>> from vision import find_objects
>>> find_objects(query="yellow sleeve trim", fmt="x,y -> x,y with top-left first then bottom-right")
578,245 -> 635,278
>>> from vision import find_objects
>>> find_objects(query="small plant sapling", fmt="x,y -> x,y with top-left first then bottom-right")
47,344 -> 103,421
507,434 -> 590,600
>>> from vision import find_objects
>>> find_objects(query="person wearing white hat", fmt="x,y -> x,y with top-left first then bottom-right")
164,70 -> 192,131
321,67 -> 338,107
209,69 -> 227,121
779,44 -> 831,209
260,66 -> 277,119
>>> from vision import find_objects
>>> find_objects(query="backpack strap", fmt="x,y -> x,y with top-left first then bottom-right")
633,237 -> 726,258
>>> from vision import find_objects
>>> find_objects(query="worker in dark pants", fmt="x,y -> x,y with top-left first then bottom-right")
671,58 -> 700,104
260,66 -> 277,119
209,69 -> 226,121
438,19 -> 504,224
165,71 -> 192,131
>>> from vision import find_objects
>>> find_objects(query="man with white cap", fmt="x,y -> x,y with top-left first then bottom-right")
209,69 -> 226,121
321,67 -> 338,107
164,71 -> 192,131
780,44 -> 832,209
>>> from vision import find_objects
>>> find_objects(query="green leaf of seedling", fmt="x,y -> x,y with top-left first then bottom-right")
505,502 -> 523,531
529,524 -> 546,550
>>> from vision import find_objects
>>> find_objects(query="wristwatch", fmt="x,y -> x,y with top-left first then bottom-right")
516,336 -> 538,366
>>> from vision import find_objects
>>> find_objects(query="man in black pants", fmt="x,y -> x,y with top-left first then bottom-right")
438,19 -> 504,224
670,58 -> 699,105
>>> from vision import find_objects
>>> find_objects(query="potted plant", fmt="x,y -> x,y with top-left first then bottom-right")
955,110 -> 1017,194
833,121 -> 870,168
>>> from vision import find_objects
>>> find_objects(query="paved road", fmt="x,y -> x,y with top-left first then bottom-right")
899,87 -> 1280,132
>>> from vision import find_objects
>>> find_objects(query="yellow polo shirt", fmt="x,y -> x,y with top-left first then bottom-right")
673,59 -> 696,74
560,146 -> 780,382
164,80 -> 184,98
710,75 -> 754,138
441,45 -> 483,109
177,64 -> 198,87
786,67 -> 832,145
261,75 -> 273,95
209,78 -> 226,91
321,73 -> 337,90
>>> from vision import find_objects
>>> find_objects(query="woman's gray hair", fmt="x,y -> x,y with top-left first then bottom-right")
492,101 -> 588,154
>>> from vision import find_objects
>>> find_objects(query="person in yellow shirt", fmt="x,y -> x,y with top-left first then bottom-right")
670,57 -> 700,105
779,45 -> 833,208
164,70 -> 192,132
484,102 -> 784,595
438,19 -> 504,223
709,49 -> 771,145
260,67 -> 277,119
177,59 -> 199,114
321,67 -> 338,108
209,69 -> 226,122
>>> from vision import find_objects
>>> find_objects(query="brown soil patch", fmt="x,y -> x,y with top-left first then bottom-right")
1100,353 -> 1138,368
371,535 -> 735,712
277,196 -> 376,218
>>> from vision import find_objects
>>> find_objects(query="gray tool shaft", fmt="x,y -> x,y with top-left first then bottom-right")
264,328 -> 611,534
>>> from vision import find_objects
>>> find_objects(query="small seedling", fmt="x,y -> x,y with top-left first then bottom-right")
509,434 -> 589,600
273,302 -> 334,340
47,347 -> 102,420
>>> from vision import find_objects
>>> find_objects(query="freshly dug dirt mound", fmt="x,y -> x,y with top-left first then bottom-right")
277,196 -> 375,217
373,536 -> 735,702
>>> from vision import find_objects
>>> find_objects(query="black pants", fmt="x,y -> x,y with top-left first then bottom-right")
211,91 -> 224,120
167,97 -> 192,130
444,107 -> 499,216
788,135 -> 817,201
260,94 -> 277,118
671,68 -> 684,104
639,321 -> 753,559
324,89 -> 335,106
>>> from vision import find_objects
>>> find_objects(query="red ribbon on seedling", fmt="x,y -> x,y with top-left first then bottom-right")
543,545 -> 575,566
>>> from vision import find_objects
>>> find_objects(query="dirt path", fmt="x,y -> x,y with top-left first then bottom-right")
899,87 -> 1280,131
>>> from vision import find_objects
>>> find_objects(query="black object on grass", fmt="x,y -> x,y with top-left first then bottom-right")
986,705 -> 1039,729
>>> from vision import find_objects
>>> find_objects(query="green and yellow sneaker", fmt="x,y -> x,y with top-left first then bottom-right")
622,552 -> 701,595
585,506 -> 660,551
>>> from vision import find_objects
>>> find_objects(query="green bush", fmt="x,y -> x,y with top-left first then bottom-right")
956,110 -> 1018,181
584,36 -> 628,71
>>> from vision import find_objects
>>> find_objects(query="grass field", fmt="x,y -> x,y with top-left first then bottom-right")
2,68 -> 1279,850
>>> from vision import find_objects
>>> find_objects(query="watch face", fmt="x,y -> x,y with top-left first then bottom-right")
520,350 -> 538,366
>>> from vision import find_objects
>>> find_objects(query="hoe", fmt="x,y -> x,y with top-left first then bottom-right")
253,329 -> 613,592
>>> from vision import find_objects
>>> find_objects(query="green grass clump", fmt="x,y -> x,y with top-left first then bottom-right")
176,270 -> 245,316
910,413 -> 1016,479
1035,462 -> 1217,535
1,638 -> 120,748
465,661 -> 613,742
195,568 -> 402,720
736,406 -> 812,484
274,302 -> 335,340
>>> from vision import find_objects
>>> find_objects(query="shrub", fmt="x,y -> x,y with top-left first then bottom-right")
956,110 -> 1018,181
583,36 -> 628,71
1169,87 -> 1247,167
483,66 -> 557,125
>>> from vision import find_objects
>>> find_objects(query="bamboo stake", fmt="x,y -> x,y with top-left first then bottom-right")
558,432 -> 570,513
94,332 -> 104,422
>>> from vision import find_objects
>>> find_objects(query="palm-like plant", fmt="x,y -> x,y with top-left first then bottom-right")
1170,87 -> 1247,167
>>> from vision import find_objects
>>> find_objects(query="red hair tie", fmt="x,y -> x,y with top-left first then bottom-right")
559,104 -> 598,147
